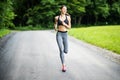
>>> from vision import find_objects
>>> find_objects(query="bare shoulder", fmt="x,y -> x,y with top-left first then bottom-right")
55,16 -> 59,20
67,15 -> 71,20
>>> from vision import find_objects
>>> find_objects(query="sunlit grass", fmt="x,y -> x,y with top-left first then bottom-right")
0,29 -> 11,38
69,25 -> 120,54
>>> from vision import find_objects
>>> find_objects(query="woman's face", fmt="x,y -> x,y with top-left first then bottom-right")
61,6 -> 67,14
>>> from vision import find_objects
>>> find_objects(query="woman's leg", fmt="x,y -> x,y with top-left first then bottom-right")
56,32 -> 65,65
63,33 -> 68,54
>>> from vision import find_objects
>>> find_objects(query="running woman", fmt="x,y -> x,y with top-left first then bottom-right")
54,5 -> 71,72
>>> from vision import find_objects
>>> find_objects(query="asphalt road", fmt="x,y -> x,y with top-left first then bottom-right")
0,30 -> 120,80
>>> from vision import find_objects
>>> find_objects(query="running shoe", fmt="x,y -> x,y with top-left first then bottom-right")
62,65 -> 66,72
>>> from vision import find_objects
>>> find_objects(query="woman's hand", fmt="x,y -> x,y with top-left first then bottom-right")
62,21 -> 67,26
55,27 -> 58,31
62,21 -> 70,29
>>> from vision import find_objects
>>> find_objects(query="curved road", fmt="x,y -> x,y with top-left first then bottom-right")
0,30 -> 120,80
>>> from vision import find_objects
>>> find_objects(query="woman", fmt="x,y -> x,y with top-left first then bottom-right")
54,5 -> 71,72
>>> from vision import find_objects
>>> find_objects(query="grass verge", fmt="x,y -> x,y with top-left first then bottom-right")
69,25 -> 120,54
0,29 -> 11,38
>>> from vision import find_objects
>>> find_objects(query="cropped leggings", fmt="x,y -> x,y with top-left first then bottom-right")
56,31 -> 68,64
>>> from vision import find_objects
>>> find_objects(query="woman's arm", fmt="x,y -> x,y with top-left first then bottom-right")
54,16 -> 58,31
62,16 -> 71,29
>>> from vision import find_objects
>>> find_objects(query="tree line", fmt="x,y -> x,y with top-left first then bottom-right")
0,0 -> 120,29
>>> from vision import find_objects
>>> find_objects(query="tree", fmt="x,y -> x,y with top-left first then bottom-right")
67,0 -> 86,25
3,0 -> 119,28
107,0 -> 120,24
85,0 -> 109,25
0,0 -> 15,29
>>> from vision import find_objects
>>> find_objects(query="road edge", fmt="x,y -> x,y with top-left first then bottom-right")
0,32 -> 16,51
69,35 -> 120,64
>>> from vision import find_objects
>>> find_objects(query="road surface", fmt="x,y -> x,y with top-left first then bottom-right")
0,30 -> 120,80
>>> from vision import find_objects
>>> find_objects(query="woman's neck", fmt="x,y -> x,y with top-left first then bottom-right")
60,13 -> 65,17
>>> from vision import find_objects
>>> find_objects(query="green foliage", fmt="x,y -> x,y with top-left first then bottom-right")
0,0 -> 15,29
112,2 -> 120,14
107,0 -> 120,24
1,0 -> 120,29
97,3 -> 109,18
85,0 -> 110,24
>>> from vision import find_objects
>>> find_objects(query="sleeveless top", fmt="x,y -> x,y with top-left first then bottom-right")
57,15 -> 69,26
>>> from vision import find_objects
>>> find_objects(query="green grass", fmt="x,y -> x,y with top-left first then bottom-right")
0,29 -> 11,38
69,25 -> 120,54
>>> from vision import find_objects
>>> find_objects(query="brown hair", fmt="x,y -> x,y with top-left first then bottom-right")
60,5 -> 70,16
60,5 -> 67,9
